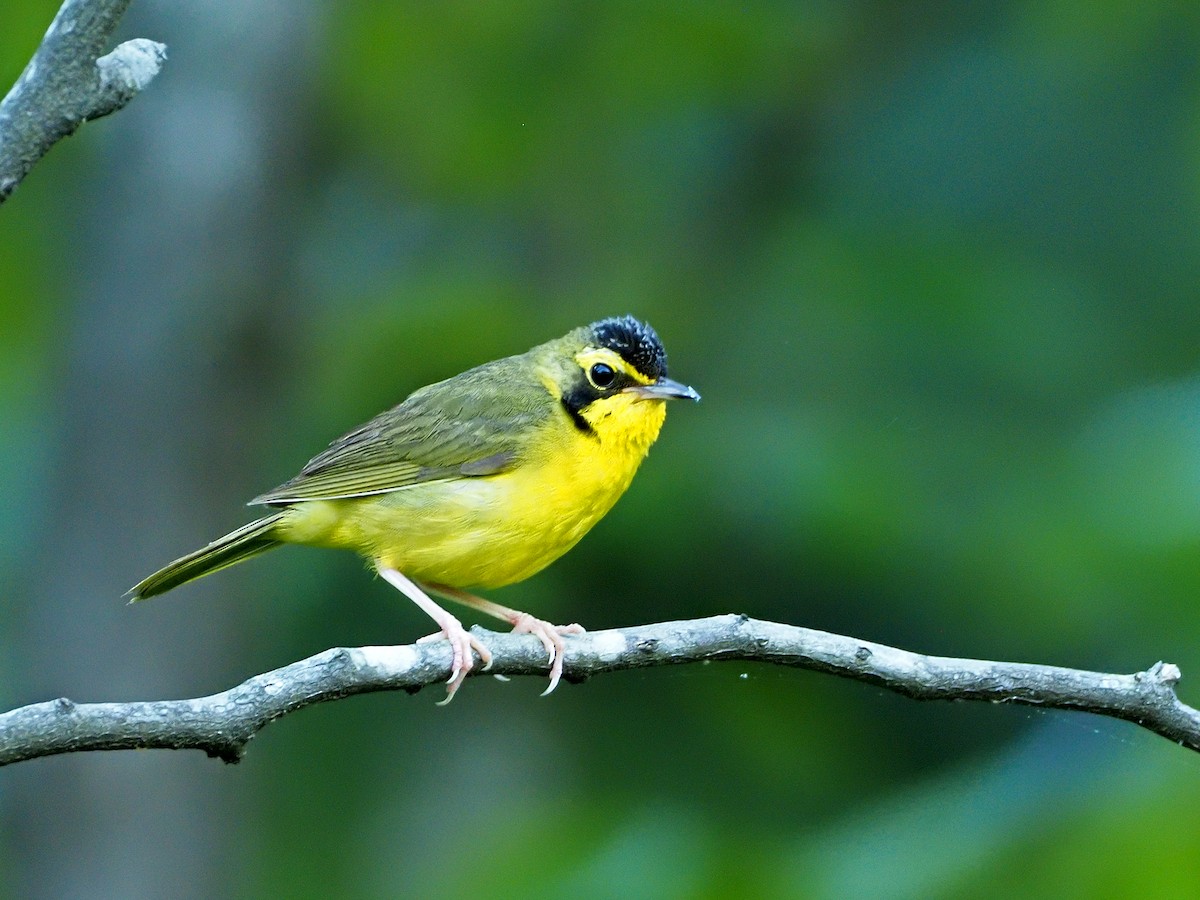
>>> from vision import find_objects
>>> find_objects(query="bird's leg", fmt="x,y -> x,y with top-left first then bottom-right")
377,567 -> 493,705
427,584 -> 584,696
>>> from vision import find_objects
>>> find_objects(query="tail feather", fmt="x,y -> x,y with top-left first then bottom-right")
130,513 -> 286,600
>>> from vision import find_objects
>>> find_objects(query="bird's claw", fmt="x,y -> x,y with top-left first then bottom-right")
509,615 -> 585,696
419,620 -> 493,705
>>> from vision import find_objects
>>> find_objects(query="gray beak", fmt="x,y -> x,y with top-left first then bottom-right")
623,377 -> 701,402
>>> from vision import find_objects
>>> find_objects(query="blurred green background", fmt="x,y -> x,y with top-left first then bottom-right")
3,1 -> 1200,897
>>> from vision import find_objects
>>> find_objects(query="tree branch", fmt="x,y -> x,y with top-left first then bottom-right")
0,0 -> 166,203
1,614 -> 1196,766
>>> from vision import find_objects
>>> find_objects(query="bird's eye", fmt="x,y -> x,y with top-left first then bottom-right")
588,362 -> 617,389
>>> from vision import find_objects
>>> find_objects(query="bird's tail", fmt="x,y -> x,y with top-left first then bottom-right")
130,512 -> 286,600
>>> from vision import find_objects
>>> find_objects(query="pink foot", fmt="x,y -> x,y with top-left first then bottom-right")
379,566 -> 494,705
509,615 -> 585,696
416,621 -> 493,705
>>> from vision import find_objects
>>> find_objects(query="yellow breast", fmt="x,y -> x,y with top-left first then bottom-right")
277,395 -> 668,589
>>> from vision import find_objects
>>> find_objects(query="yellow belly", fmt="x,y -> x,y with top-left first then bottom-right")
275,403 -> 665,589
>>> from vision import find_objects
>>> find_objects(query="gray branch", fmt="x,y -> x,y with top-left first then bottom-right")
0,0 -> 166,203
1,614 -> 1196,766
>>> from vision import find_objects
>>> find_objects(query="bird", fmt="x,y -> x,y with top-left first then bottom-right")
131,315 -> 699,703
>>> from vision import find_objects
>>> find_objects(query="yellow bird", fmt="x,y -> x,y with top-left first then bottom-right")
132,316 -> 699,702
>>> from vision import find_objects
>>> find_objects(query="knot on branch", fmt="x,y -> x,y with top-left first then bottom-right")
96,39 -> 167,99
1146,661 -> 1182,686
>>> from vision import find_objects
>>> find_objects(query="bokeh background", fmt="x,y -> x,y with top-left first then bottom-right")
3,1 -> 1200,897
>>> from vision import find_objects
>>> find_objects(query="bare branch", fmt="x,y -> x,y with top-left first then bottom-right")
0,0 -> 166,203
1,614 -> 1196,766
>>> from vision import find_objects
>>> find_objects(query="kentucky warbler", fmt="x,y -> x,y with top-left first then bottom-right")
132,316 -> 699,702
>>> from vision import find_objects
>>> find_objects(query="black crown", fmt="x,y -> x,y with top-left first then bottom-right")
590,316 -> 667,380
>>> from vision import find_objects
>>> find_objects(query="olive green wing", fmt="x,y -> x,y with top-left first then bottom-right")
250,363 -> 550,505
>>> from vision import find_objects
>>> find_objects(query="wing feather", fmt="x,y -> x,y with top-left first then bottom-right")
250,359 -> 550,505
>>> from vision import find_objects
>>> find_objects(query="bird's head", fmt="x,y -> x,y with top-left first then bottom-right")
538,315 -> 699,447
